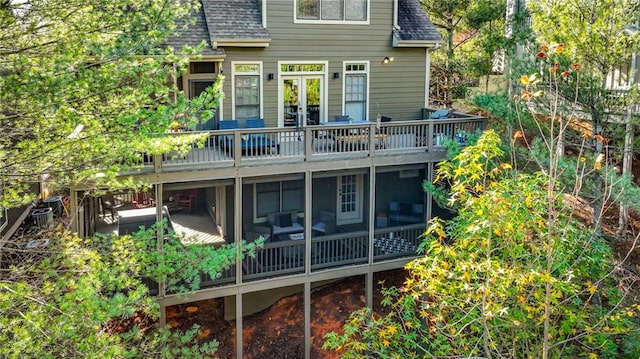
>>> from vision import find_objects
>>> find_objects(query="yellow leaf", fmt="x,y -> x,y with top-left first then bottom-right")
387,325 -> 397,335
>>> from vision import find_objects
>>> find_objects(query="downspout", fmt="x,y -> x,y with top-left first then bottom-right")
262,0 -> 267,28
425,49 -> 431,108
393,0 -> 399,30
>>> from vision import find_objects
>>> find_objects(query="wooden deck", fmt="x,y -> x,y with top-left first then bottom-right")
126,115 -> 486,173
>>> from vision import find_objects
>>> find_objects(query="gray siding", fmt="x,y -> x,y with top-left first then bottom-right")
219,1 -> 428,125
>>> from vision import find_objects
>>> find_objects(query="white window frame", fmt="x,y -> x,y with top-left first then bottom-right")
294,0 -> 370,25
342,61 -> 369,121
277,61 -> 328,126
231,61 -> 263,120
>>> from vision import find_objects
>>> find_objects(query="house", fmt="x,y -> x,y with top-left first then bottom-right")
70,1 -> 486,357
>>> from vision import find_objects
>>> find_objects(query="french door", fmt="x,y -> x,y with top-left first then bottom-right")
336,174 -> 363,225
282,76 -> 322,127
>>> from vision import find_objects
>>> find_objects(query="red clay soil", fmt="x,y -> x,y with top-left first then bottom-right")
166,269 -> 407,359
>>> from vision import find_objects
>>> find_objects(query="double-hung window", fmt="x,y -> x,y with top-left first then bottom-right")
233,63 -> 262,120
343,62 -> 368,121
296,0 -> 368,23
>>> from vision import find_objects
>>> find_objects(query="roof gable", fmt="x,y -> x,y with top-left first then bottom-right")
201,0 -> 270,46
164,5 -> 225,57
395,0 -> 442,47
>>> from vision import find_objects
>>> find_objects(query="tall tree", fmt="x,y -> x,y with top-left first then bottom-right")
420,0 -> 507,105
510,0 -> 640,232
0,1 -> 255,357
0,0 -> 218,209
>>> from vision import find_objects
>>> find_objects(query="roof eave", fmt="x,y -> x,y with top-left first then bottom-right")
213,38 -> 271,48
393,38 -> 443,48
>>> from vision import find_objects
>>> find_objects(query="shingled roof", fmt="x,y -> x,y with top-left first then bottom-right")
201,0 -> 270,47
164,5 -> 225,57
394,0 -> 443,47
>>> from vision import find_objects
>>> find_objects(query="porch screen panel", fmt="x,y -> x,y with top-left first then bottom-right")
282,180 -> 304,213
345,74 -> 366,121
256,182 -> 279,217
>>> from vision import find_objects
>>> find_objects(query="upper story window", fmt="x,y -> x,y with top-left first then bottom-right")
343,61 -> 369,121
233,63 -> 262,120
296,0 -> 368,23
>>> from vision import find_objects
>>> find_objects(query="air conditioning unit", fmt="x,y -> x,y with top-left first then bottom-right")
43,195 -> 64,217
32,208 -> 53,229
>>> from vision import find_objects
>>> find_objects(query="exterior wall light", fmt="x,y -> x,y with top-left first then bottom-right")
382,56 -> 394,64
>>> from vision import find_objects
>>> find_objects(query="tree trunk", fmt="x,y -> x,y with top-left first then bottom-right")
618,106 -> 634,237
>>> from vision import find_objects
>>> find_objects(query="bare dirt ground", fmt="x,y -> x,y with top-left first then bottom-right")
166,269 -> 407,358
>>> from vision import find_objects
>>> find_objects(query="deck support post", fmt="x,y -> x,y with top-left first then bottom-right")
304,281 -> 311,359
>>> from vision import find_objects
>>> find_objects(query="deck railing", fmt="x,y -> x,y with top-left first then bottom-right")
238,223 -> 426,282
148,114 -> 487,171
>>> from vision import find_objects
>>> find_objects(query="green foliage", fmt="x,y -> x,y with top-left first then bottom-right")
0,225 -> 259,358
421,0 -> 509,103
527,0 -> 640,75
473,92 -> 519,126
324,131 -> 640,358
0,0 -> 222,208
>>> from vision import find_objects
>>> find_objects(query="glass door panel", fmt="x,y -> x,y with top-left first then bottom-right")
283,78 -> 299,127
305,78 -> 321,125
336,174 -> 362,225
282,76 -> 322,127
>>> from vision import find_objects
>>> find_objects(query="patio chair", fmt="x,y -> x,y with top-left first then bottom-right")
218,120 -> 239,151
100,193 -> 125,220
220,119 -> 280,156
176,189 -> 197,213
132,192 -> 154,208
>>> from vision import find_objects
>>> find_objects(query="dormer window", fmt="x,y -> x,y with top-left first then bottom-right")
296,0 -> 368,23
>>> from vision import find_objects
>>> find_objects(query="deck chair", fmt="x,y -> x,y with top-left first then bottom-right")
218,120 -> 239,152
100,193 -> 125,220
241,118 -> 280,155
